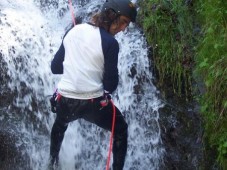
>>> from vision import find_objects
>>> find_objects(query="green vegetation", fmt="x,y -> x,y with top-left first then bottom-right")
195,0 -> 227,168
138,0 -> 195,99
138,0 -> 227,168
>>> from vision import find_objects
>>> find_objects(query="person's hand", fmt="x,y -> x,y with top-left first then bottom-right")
100,91 -> 112,108
104,90 -> 111,100
50,90 -> 58,113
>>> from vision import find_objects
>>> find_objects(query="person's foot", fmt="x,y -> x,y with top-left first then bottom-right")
48,156 -> 59,170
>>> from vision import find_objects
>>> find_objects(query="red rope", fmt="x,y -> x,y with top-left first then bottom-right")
106,100 -> 116,170
68,0 -> 76,26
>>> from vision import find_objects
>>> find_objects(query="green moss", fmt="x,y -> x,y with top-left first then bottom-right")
195,0 -> 227,167
138,0 -> 227,168
138,0 -> 194,99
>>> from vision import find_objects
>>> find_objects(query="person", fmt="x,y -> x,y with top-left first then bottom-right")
49,0 -> 137,169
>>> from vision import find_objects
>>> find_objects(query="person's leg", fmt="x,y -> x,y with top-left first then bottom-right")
49,96 -> 88,166
50,117 -> 68,165
83,99 -> 128,170
49,96 -> 72,166
112,122 -> 128,170
110,106 -> 128,170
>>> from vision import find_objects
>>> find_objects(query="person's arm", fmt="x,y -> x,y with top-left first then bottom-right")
50,28 -> 72,74
51,42 -> 65,74
103,39 -> 119,93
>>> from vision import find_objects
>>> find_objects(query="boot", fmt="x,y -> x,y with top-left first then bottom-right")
48,155 -> 59,170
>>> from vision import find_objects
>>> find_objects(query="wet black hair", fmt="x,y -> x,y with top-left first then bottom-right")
92,8 -> 119,32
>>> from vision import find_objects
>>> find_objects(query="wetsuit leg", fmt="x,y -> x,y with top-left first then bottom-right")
50,117 -> 68,165
112,124 -> 128,170
83,99 -> 128,170
49,96 -> 91,165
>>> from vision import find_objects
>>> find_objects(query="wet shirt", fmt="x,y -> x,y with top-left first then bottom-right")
51,23 -> 119,99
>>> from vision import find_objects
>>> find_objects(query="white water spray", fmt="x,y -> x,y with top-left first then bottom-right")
0,0 -> 165,169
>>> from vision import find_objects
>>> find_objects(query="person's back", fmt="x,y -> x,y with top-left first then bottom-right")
59,23 -> 107,99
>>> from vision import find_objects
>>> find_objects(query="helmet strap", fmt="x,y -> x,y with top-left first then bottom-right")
104,9 -> 119,32
106,8 -> 118,21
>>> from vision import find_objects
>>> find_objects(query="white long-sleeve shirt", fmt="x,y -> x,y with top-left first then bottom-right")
52,23 -> 119,99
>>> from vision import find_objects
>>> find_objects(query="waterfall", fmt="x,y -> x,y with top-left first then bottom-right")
0,0 -> 165,169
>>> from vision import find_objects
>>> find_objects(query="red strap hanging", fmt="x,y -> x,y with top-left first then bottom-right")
106,100 -> 116,170
68,0 -> 76,26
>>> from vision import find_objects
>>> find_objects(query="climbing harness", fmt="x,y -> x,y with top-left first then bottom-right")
50,89 -> 61,113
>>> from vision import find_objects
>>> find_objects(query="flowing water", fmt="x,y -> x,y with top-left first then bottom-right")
0,0 -> 165,169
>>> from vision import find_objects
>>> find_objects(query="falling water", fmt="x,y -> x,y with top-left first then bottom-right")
0,0 -> 165,169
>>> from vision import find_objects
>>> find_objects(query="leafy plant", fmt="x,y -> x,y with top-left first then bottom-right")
138,0 -> 227,168
138,0 -> 195,99
194,0 -> 227,167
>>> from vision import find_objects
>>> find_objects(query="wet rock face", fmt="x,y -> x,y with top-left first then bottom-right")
0,53 -> 11,108
0,53 -> 23,169
0,130 -> 29,170
0,132 -> 17,169
34,0 -> 91,18
158,89 -> 204,169
0,4 -> 55,167
0,58 -> 49,169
